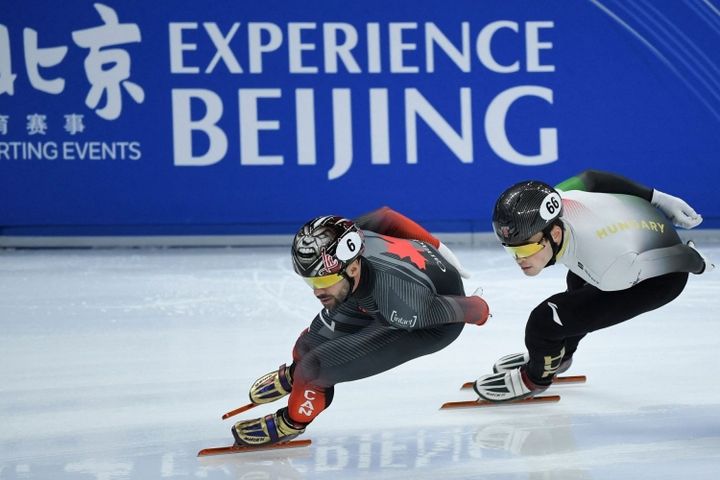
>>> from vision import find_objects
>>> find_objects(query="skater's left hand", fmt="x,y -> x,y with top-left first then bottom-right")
651,189 -> 703,229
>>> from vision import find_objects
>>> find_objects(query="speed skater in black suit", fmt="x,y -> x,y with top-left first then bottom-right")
231,207 -> 489,446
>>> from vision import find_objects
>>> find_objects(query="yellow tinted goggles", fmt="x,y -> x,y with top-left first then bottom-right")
303,273 -> 345,289
502,241 -> 545,259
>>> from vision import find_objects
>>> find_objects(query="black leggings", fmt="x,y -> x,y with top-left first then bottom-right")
524,270 -> 688,384
295,320 -> 463,388
288,261 -> 466,418
286,320 -> 463,423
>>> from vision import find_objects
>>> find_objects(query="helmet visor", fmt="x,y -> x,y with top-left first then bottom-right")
502,241 -> 545,259
303,273 -> 345,289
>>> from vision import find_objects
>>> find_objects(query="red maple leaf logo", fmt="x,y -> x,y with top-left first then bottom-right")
380,235 -> 427,270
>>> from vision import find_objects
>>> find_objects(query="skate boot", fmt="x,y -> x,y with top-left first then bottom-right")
474,366 -> 548,403
492,352 -> 529,373
687,241 -> 715,274
493,352 -> 573,376
232,407 -> 306,446
249,364 -> 293,404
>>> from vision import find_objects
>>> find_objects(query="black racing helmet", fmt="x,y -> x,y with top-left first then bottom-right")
492,180 -> 563,245
291,215 -> 365,279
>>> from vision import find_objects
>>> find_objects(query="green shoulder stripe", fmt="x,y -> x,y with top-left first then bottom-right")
554,175 -> 586,192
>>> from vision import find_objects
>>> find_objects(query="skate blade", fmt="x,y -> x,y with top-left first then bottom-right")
197,439 -> 312,456
221,402 -> 257,420
440,394 -> 561,409
460,375 -> 586,390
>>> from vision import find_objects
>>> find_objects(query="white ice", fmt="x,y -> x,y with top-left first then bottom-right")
1,243 -> 719,480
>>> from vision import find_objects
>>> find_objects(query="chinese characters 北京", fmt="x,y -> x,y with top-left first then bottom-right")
0,3 -> 144,120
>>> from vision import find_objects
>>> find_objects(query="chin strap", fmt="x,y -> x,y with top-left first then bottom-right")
343,272 -> 355,296
542,225 -> 564,267
341,257 -> 360,299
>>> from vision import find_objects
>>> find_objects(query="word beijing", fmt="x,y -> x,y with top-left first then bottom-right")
170,21 -> 558,179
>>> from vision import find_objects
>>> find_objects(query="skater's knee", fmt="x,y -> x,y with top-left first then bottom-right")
293,354 -> 322,386
292,328 -> 313,362
526,303 -> 562,339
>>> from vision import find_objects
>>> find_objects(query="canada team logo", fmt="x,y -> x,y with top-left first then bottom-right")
320,247 -> 340,273
381,235 -> 427,270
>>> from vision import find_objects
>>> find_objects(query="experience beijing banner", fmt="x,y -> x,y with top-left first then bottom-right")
1,0 -> 719,236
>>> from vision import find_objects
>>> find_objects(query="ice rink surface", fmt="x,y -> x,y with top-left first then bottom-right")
1,243 -> 719,480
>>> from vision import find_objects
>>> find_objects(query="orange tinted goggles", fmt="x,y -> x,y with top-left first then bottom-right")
303,273 -> 345,289
502,241 -> 545,259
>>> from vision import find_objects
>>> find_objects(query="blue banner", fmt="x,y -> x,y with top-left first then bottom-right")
2,0 -> 719,236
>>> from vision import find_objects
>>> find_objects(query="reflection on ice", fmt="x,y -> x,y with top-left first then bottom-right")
1,246 -> 719,479
206,406 -> 720,479
2,406 -> 719,479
